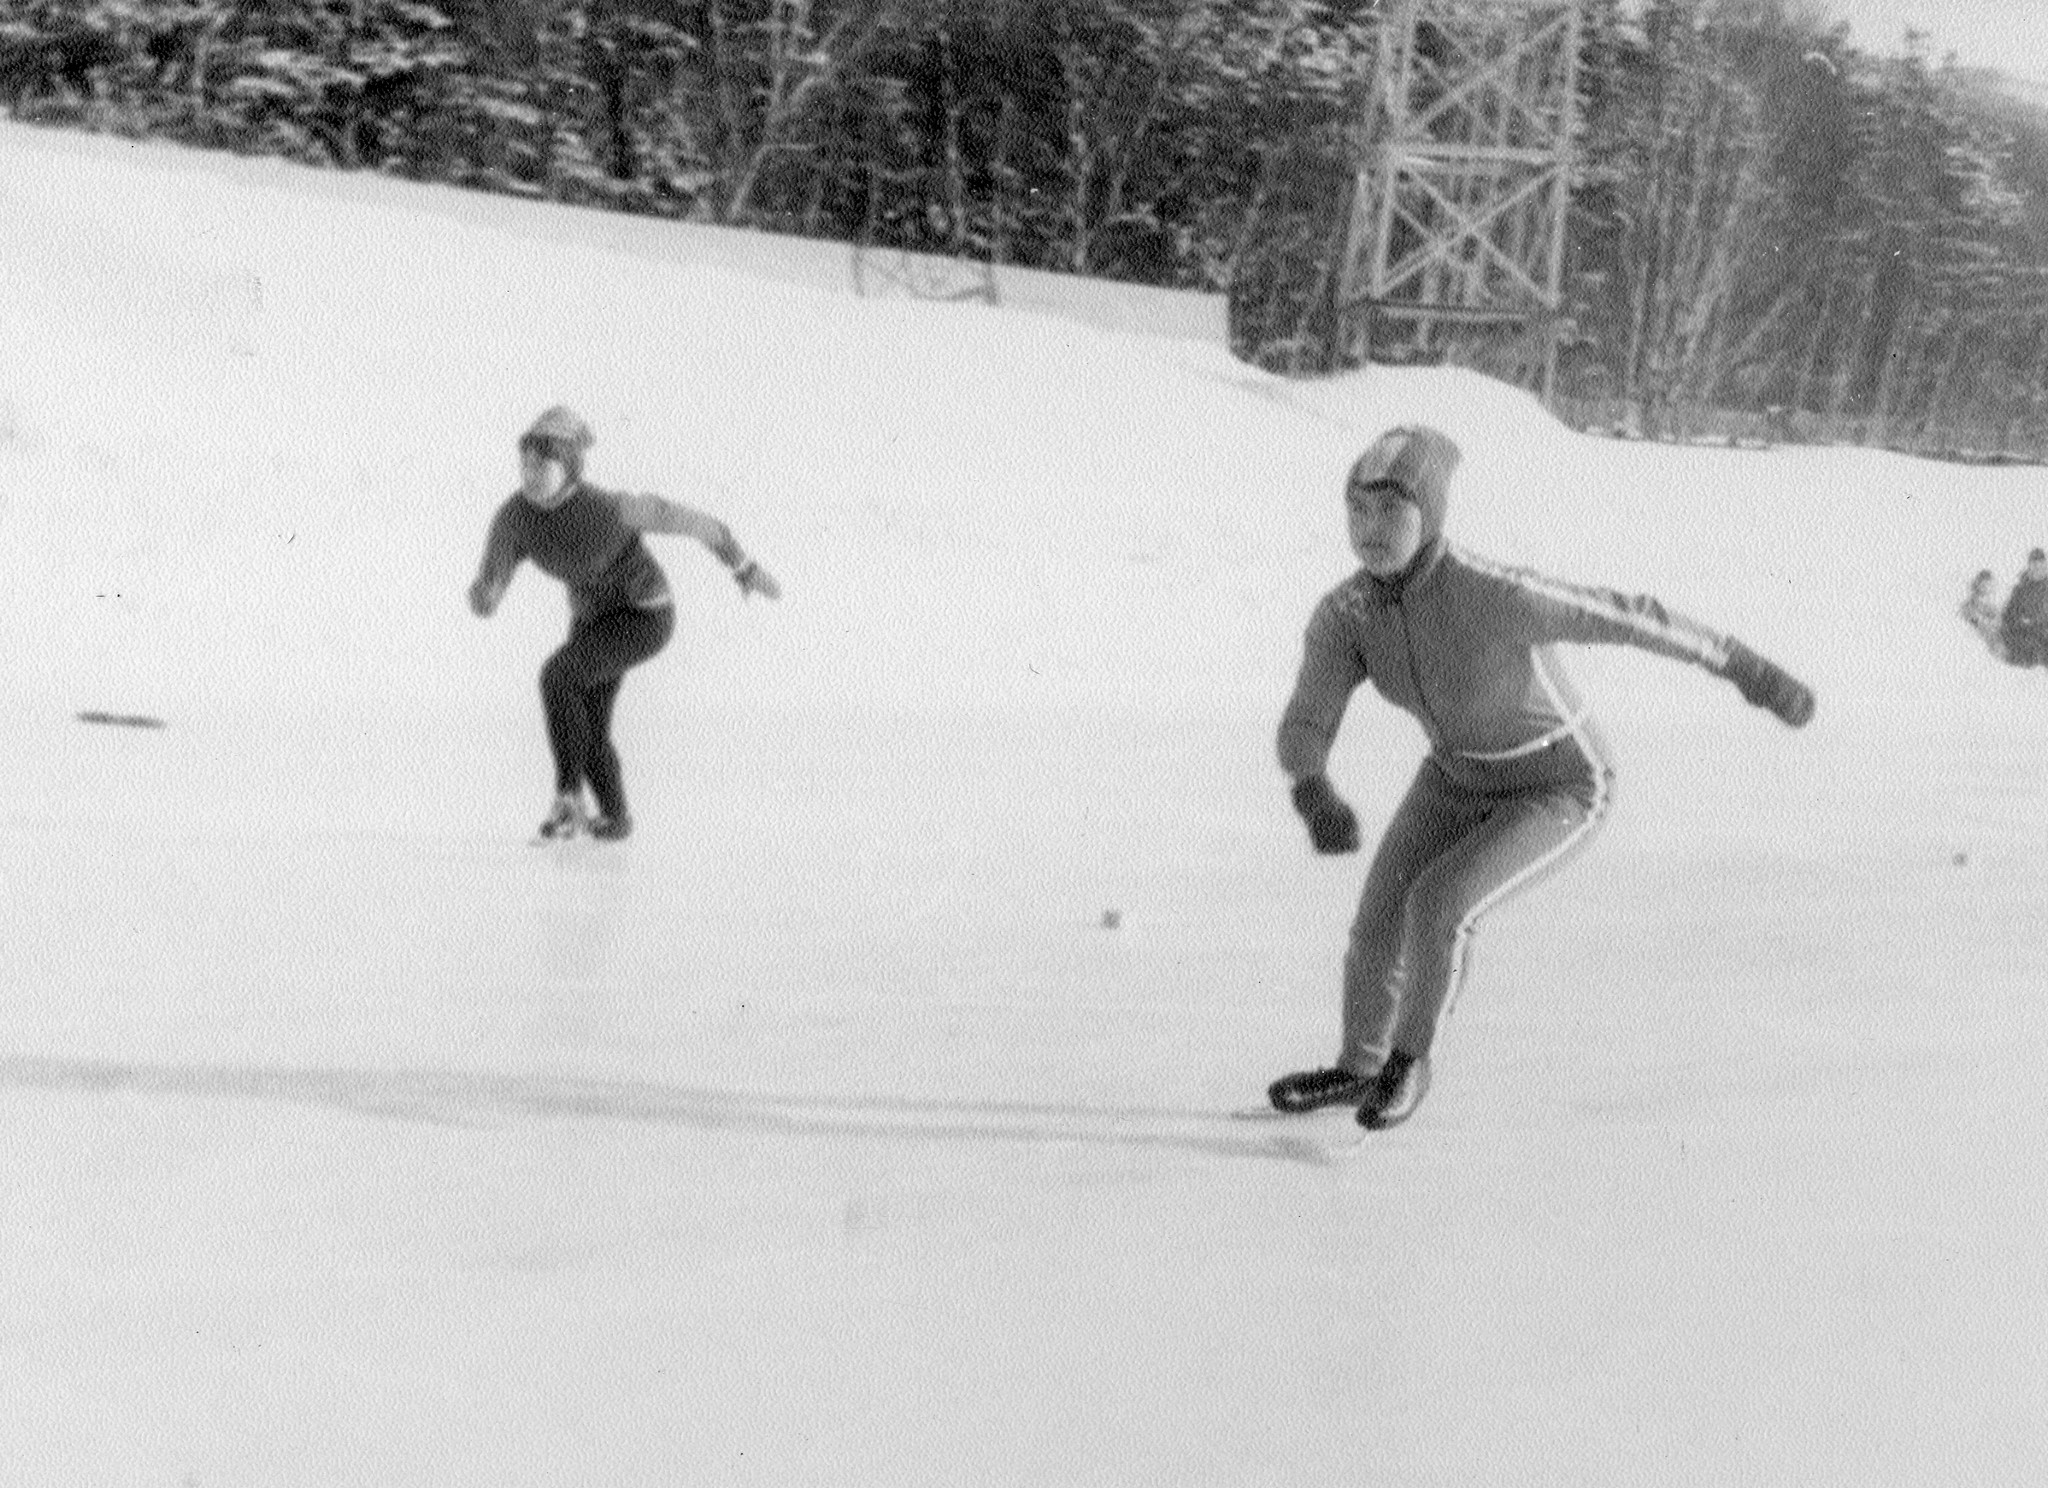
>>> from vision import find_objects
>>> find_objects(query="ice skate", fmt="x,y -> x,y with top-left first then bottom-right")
535,790 -> 589,842
1266,1065 -> 1377,1113
1356,1051 -> 1430,1130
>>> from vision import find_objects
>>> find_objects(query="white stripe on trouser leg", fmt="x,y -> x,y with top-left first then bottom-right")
1431,782 -> 1610,1038
1430,651 -> 1613,1042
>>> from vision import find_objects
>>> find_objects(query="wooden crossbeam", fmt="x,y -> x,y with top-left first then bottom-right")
1402,11 -> 1575,149
1357,300 -> 1547,326
1379,162 -> 1561,305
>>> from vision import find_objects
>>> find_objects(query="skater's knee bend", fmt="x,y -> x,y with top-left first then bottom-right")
1402,882 -> 1488,950
540,649 -> 591,697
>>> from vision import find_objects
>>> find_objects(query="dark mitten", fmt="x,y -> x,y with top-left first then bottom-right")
1290,774 -> 1360,855
1723,639 -> 1816,727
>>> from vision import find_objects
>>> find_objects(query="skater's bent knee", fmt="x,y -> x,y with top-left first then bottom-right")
539,652 -> 587,694
1405,893 -> 1486,947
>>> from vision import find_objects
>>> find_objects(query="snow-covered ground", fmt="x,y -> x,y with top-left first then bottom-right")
2,121 -> 2043,1487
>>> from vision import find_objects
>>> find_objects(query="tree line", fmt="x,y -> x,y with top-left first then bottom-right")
4,0 -> 2047,449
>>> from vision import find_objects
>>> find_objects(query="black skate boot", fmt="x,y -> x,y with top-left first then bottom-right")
1356,1050 -> 1429,1130
588,812 -> 633,841
1267,1065 -> 1376,1113
536,791 -> 588,841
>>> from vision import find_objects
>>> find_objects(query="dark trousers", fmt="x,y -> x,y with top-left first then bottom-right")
540,604 -> 675,818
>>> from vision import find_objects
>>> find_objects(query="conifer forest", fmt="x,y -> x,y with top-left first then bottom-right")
6,0 -> 2048,454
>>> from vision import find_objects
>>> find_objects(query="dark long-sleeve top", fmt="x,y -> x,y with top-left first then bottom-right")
471,483 -> 743,620
1278,540 -> 1732,789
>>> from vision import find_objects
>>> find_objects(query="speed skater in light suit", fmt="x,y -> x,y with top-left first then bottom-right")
1270,426 -> 1815,1130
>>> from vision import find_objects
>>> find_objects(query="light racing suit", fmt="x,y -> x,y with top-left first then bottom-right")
1278,538 -> 1735,1068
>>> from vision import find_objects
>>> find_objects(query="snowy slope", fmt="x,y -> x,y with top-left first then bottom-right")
2,121 -> 2044,1487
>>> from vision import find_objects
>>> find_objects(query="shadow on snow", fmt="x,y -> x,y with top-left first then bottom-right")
0,1053 -> 1351,1167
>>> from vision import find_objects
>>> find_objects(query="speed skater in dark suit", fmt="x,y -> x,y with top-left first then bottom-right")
468,406 -> 781,842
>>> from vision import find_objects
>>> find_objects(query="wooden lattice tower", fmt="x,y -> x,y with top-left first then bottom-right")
1339,0 -> 1584,396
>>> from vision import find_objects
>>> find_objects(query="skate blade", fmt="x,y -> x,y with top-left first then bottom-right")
1230,1103 -> 1368,1159
1229,1102 -> 1361,1122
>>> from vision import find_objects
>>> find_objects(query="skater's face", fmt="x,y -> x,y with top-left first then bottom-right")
519,447 -> 575,509
1347,478 -> 1425,575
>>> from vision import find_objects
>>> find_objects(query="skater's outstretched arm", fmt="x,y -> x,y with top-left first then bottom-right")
1278,597 -> 1367,854
1465,556 -> 1815,728
1277,597 -> 1368,779
1719,639 -> 1816,726
614,492 -> 782,601
468,502 -> 526,617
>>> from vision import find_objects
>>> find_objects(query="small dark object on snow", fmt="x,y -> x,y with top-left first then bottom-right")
77,710 -> 166,730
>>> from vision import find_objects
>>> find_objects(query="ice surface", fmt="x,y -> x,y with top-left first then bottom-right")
2,122 -> 2044,1486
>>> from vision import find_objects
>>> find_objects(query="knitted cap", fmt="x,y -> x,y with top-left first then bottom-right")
1350,425 -> 1461,539
519,405 -> 595,475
